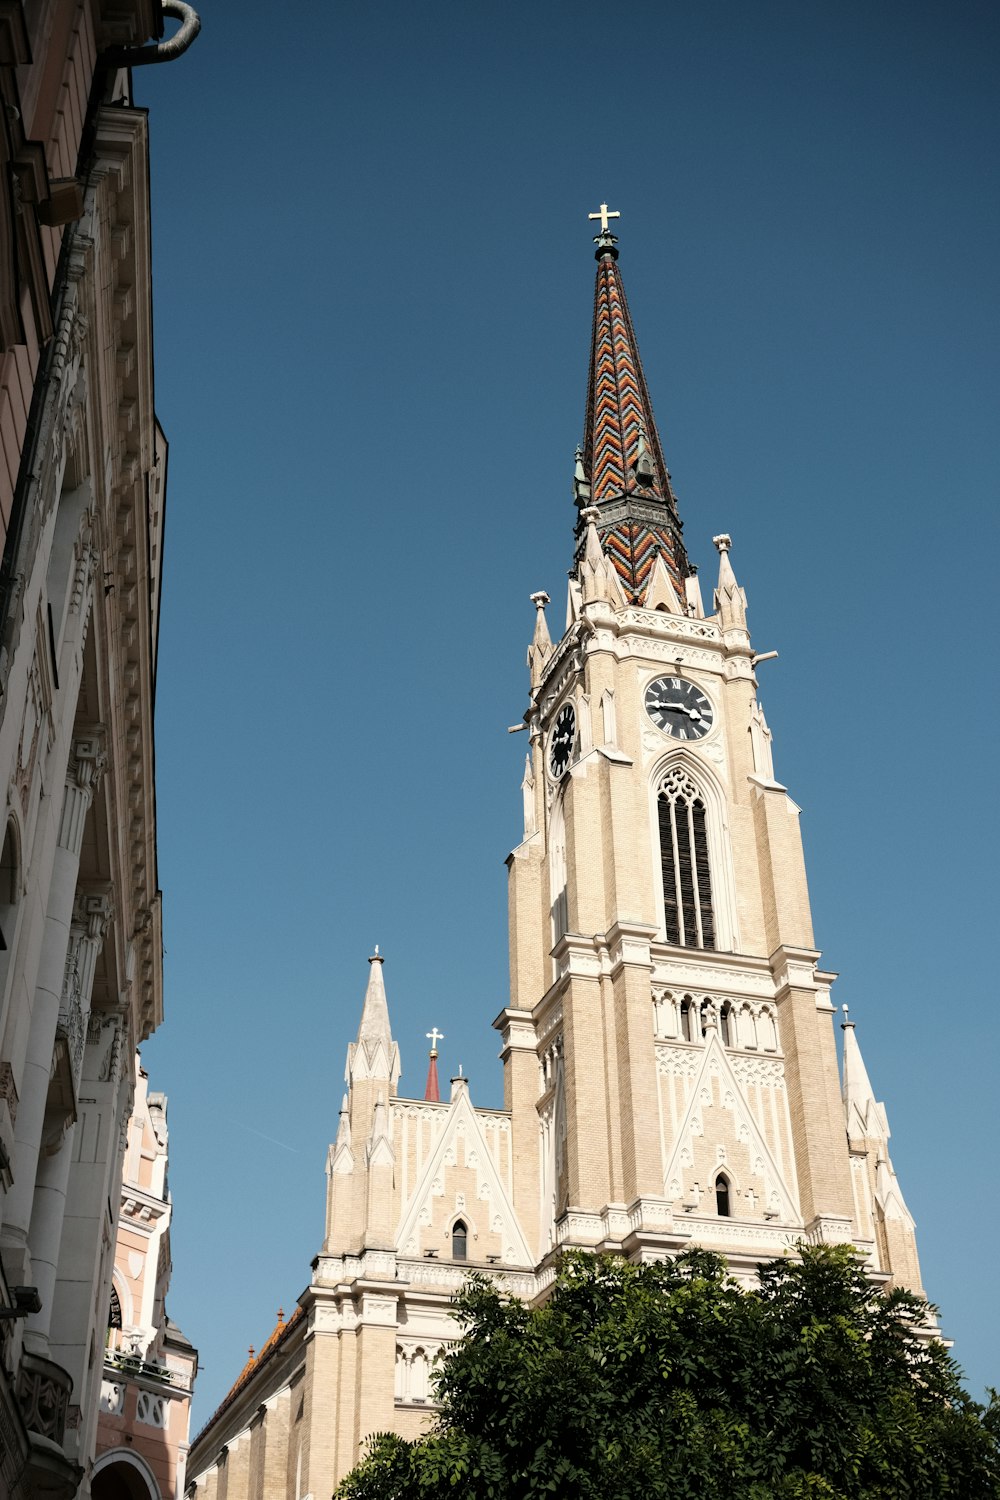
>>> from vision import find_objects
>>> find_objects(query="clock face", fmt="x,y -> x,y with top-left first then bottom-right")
644,676 -> 714,740
548,702 -> 576,779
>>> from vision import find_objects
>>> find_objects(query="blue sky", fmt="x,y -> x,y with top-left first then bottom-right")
136,0 -> 998,1424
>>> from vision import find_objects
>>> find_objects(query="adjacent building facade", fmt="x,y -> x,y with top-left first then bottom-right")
95,1065 -> 197,1500
186,219 -> 924,1497
0,3 -> 197,1496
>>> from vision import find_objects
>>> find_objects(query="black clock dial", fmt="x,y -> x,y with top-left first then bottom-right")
644,676 -> 713,740
548,702 -> 577,779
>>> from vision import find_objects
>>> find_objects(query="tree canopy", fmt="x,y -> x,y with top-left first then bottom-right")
336,1245 -> 1000,1500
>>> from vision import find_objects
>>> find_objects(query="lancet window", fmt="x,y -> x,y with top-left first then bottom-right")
452,1220 -> 468,1261
657,766 -> 715,949
715,1174 -> 732,1217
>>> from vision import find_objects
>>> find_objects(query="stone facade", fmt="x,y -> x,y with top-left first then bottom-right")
186,230 -> 924,1498
0,5 -> 197,1497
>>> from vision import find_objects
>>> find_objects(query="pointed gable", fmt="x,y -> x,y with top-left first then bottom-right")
662,1031 -> 800,1223
396,1086 -> 532,1268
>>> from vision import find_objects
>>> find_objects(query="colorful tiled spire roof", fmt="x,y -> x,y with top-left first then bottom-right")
579,220 -> 690,607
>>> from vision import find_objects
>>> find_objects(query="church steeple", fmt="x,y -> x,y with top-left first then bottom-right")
579,210 -> 690,608
346,948 -> 400,1091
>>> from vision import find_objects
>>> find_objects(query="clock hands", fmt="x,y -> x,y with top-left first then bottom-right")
645,677 -> 714,739
648,699 -> 703,721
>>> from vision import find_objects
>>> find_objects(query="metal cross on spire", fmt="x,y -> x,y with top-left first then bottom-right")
588,201 -> 621,234
426,1027 -> 444,1054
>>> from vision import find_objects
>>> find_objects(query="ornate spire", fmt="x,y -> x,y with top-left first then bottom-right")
578,207 -> 690,608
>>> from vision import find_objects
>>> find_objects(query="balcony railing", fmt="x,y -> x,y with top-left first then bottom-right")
105,1347 -> 178,1386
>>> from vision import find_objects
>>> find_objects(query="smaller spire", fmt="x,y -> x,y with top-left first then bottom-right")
425,1028 -> 443,1103
875,1154 -> 916,1227
347,951 -> 400,1089
521,752 -> 536,840
527,591 -> 552,688
841,1007 -> 887,1143
713,533 -> 748,630
573,445 -> 591,507
580,506 -> 620,605
357,948 -> 391,1045
329,1093 -> 354,1176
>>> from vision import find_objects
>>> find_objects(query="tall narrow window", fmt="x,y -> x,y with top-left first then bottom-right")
719,1003 -> 732,1046
715,1175 -> 731,1217
549,794 -> 568,953
657,767 -> 715,949
452,1220 -> 468,1261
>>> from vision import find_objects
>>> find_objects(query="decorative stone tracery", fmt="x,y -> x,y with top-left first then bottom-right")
652,989 -> 780,1053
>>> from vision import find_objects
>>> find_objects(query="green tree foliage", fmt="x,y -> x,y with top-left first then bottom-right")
336,1245 -> 1000,1500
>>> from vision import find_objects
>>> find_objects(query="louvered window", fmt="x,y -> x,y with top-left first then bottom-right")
657,767 -> 715,949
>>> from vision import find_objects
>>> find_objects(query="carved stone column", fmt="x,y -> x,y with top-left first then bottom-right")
4,733 -> 106,1264
26,887 -> 113,1350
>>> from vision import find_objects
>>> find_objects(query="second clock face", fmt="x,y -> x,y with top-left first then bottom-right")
645,676 -> 714,740
548,702 -> 576,779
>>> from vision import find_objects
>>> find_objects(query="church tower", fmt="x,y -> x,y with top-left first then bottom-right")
184,215 -> 925,1500
500,209 -> 923,1286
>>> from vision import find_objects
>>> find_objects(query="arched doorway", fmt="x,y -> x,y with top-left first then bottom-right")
92,1451 -> 160,1500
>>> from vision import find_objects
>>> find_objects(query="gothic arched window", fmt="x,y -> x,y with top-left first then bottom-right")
680,997 -> 696,1043
715,1174 -> 731,1217
452,1220 -> 468,1261
719,1003 -> 733,1047
657,767 -> 715,949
